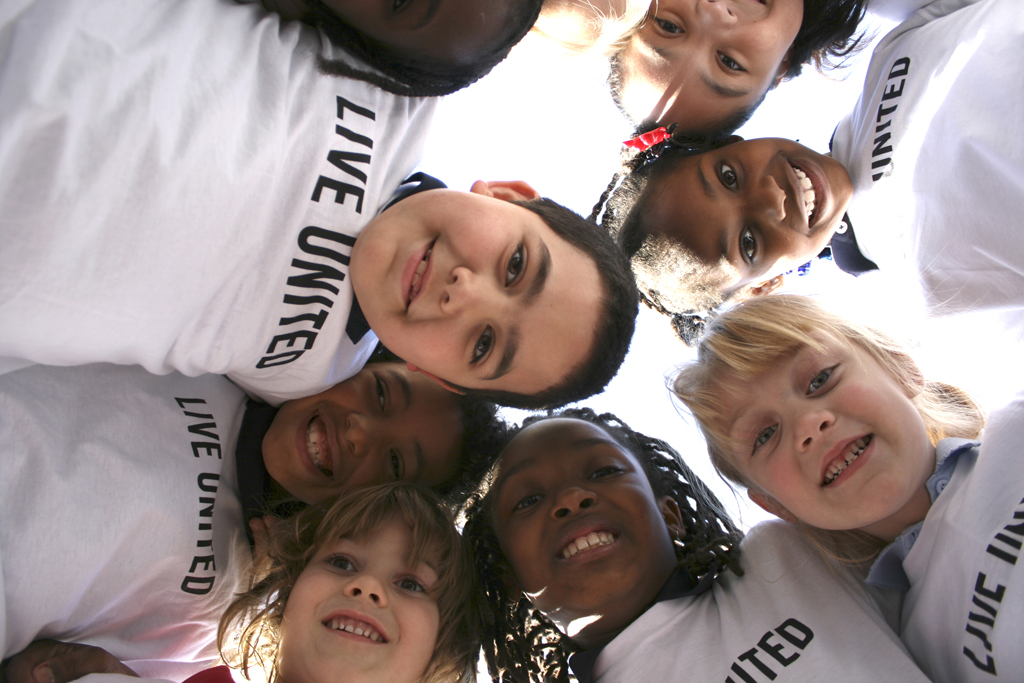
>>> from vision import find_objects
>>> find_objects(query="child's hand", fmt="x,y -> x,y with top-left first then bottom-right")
249,515 -> 282,557
1,639 -> 138,683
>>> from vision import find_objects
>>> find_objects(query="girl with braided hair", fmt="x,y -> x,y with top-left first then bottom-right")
463,407 -> 932,682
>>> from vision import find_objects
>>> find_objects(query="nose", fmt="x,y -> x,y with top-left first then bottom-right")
794,408 -> 835,451
753,173 -> 788,226
552,486 -> 597,519
439,266 -> 485,316
344,413 -> 374,460
344,573 -> 388,607
695,0 -> 737,27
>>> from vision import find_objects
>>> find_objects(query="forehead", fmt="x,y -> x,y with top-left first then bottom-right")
497,419 -> 635,478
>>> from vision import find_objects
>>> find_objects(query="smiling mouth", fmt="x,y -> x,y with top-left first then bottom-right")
407,243 -> 433,309
822,434 -> 872,486
790,163 -> 818,225
324,616 -> 386,643
560,531 -> 617,559
305,416 -> 332,477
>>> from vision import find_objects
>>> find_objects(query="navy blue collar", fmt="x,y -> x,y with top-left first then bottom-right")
568,567 -> 714,683
235,398 -> 280,547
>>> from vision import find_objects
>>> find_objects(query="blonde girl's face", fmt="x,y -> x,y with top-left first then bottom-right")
279,519 -> 440,683
713,338 -> 936,542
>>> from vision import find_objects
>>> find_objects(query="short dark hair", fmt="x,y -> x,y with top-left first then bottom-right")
784,0 -> 869,80
449,198 -> 639,410
303,0 -> 544,97
462,407 -> 743,683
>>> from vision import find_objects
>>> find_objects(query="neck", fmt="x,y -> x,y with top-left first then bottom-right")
862,484 -> 932,542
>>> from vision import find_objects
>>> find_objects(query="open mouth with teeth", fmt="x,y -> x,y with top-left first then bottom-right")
324,616 -> 386,643
791,164 -> 818,225
823,434 -> 872,486
560,531 -> 617,559
305,415 -> 332,477
407,242 -> 433,308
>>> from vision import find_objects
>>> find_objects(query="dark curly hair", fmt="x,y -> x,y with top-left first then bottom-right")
462,407 -> 743,683
589,128 -> 736,345
302,0 -> 544,96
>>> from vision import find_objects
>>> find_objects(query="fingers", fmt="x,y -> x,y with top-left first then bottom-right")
3,641 -> 138,683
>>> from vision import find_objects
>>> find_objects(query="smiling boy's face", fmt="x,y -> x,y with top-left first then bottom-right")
641,137 -> 853,296
490,418 -> 680,649
351,182 -> 603,398
262,362 -> 464,504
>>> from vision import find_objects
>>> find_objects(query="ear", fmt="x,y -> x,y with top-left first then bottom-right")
469,180 -> 541,202
748,489 -> 797,523
772,50 -> 793,89
405,362 -> 466,395
658,496 -> 687,541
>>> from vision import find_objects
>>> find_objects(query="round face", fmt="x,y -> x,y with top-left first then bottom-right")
279,519 -> 440,683
714,338 -> 936,541
262,362 -> 464,504
350,188 -> 603,398
491,418 -> 679,649
643,137 -> 853,295
615,0 -> 803,130
318,0 -> 514,66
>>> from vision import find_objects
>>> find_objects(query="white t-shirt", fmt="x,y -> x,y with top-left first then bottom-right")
0,0 -> 437,404
591,521 -> 928,682
831,0 -> 1024,315
0,364 -> 251,681
885,397 -> 1024,682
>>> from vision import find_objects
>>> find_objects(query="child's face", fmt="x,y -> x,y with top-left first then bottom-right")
714,338 -> 936,541
263,362 -> 465,504
351,184 -> 602,398
318,0 -> 513,66
615,0 -> 803,130
280,519 -> 440,683
491,418 -> 679,648
642,137 -> 853,295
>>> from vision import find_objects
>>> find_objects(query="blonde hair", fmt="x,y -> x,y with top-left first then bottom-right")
532,0 -> 648,56
218,483 -> 481,683
672,295 -> 985,564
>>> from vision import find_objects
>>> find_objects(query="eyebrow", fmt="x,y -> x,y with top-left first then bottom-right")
485,240 -> 551,381
698,164 -> 715,199
700,70 -> 751,98
388,370 -> 413,409
492,437 -> 620,499
414,0 -> 441,29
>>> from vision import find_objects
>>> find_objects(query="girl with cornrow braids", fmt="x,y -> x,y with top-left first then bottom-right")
464,407 -> 934,683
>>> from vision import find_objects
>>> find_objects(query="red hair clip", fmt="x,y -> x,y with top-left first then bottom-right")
623,126 -> 672,152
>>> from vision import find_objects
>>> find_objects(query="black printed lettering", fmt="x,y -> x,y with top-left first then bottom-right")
198,473 -> 220,493
327,150 -> 371,184
199,496 -> 215,518
759,631 -> 799,666
888,57 -> 911,79
191,442 -> 221,459
737,650 -> 776,680
728,662 -> 757,683
180,576 -> 215,595
266,329 -> 318,355
963,647 -> 997,674
881,79 -> 905,101
286,259 -> 346,296
256,350 -> 305,368
975,574 -> 1005,605
872,132 -> 893,159
311,177 -> 365,212
336,96 -> 376,124
279,308 -> 330,330
776,619 -> 814,649
297,226 -> 356,265
187,421 -> 219,441
189,555 -> 215,573
283,293 -> 335,308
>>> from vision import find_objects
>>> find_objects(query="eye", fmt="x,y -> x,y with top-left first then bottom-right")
808,366 -> 836,394
390,450 -> 404,480
327,554 -> 356,572
375,376 -> 387,411
753,425 -> 777,453
472,327 -> 494,364
590,466 -> 623,479
654,16 -> 682,34
718,52 -> 743,72
719,163 -> 739,190
396,577 -> 426,593
506,244 -> 526,286
740,227 -> 757,263
391,0 -> 411,11
513,494 -> 541,511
